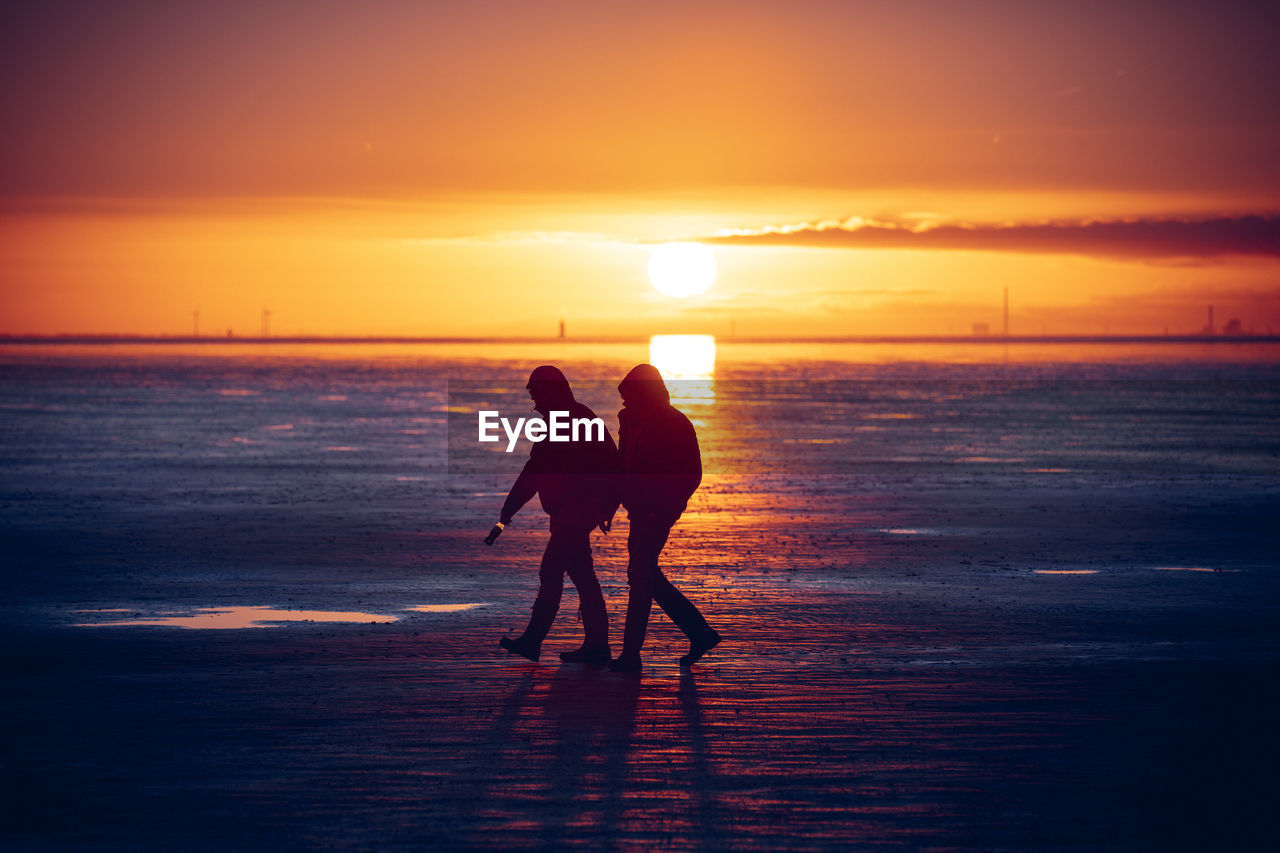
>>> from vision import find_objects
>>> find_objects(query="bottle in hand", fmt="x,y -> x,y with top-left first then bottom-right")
484,522 -> 505,545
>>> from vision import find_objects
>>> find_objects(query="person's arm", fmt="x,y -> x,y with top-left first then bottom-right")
499,458 -> 538,525
598,426 -> 621,533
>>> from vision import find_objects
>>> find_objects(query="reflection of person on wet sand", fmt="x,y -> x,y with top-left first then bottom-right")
610,364 -> 722,673
489,366 -> 620,665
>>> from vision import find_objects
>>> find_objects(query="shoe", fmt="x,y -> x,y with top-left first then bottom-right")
559,644 -> 612,665
499,636 -> 540,662
679,630 -> 722,667
608,653 -> 642,673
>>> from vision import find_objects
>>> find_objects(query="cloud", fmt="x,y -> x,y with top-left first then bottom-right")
403,230 -> 616,246
702,215 -> 1280,260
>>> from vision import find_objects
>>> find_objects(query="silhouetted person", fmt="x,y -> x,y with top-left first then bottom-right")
493,366 -> 619,665
609,364 -> 721,673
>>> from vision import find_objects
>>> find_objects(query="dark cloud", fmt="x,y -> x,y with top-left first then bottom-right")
703,216 -> 1280,260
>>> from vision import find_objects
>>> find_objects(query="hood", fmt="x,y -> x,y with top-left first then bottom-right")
618,363 -> 670,409
526,364 -> 575,413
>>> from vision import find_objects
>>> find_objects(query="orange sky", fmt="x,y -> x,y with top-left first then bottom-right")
2,1 -> 1277,337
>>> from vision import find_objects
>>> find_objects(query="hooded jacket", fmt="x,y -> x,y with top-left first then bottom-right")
616,364 -> 701,520
500,366 -> 620,523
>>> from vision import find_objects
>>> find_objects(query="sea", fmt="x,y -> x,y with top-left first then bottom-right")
2,339 -> 1277,632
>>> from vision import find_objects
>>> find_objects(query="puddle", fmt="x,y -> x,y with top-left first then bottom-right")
74,606 -> 399,629
876,528 -> 943,536
1154,566 -> 1238,573
72,603 -> 494,629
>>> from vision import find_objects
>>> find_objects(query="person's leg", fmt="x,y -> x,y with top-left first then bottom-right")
613,516 -> 669,669
648,539 -> 722,667
530,514 -> 599,642
652,569 -> 713,639
500,522 -> 571,661
560,514 -> 611,661
525,537 -> 567,642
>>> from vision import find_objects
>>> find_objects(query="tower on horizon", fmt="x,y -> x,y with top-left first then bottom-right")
1202,304 -> 1215,336
558,318 -> 565,339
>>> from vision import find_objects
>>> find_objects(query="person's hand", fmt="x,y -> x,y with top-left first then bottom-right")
598,519 -> 612,534
485,519 -> 509,546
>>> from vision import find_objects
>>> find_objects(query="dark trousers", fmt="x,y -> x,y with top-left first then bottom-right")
621,513 -> 713,657
522,510 -> 608,647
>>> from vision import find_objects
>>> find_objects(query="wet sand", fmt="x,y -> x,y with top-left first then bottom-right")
5,493 -> 1278,851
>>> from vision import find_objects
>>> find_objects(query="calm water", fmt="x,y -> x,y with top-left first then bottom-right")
3,339 -> 1277,482
2,340 -> 1277,615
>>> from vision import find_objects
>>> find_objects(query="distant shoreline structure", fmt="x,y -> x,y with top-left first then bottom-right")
2,334 -> 1278,346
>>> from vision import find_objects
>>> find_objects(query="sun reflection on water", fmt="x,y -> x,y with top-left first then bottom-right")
649,334 -> 715,404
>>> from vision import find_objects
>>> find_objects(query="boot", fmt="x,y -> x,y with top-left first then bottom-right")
506,593 -> 558,660
608,652 -> 642,673
499,635 -> 541,662
559,643 -> 612,665
678,629 -> 722,668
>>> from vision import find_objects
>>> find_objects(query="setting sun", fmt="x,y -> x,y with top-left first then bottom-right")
648,242 -> 717,298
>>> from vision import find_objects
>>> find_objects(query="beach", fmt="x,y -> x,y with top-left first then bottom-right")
3,341 -> 1278,850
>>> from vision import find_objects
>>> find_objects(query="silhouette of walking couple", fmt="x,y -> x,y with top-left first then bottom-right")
487,363 -> 721,673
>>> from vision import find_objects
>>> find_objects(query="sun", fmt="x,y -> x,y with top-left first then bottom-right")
647,242 -> 717,298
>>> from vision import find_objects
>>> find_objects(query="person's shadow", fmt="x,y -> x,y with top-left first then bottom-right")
536,667 -> 725,848
537,664 -> 641,848
445,664 -> 639,847
677,670 -> 721,841
449,665 -> 724,848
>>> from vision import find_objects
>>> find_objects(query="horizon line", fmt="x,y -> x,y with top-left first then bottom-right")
2,334 -> 1278,346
